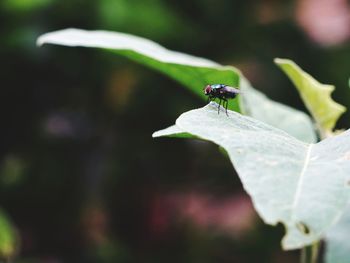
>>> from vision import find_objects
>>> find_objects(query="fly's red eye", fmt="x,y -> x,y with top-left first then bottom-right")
204,85 -> 212,95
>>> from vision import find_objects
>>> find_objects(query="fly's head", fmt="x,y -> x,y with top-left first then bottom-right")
204,85 -> 212,96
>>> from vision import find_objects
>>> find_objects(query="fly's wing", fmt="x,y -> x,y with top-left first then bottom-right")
225,86 -> 243,95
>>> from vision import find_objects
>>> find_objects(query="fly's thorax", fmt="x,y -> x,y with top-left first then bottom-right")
211,84 -> 226,90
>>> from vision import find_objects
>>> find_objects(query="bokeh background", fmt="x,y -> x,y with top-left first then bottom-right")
1,0 -> 350,262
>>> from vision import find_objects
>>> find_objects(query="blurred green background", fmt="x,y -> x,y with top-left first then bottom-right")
1,0 -> 350,262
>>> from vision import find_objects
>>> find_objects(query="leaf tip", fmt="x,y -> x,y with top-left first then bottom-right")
274,58 -> 291,65
36,28 -> 82,47
152,131 -> 160,138
37,30 -> 57,47
36,35 -> 45,46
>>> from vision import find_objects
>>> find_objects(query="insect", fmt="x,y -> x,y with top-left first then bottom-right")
204,84 -> 241,115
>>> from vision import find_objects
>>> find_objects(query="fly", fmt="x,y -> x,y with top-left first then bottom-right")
204,84 -> 241,115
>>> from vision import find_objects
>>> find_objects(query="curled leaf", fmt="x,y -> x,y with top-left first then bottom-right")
275,58 -> 346,134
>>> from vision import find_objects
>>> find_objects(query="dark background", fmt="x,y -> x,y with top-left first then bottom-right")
1,0 -> 350,262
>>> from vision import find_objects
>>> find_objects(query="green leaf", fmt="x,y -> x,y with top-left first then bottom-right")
324,206 -> 350,263
37,28 -> 240,110
37,29 -> 316,142
154,103 -> 350,250
275,58 -> 346,135
1,0 -> 52,13
0,210 -> 17,260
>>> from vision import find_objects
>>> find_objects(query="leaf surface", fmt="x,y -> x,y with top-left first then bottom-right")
154,103 -> 350,250
325,206 -> 350,263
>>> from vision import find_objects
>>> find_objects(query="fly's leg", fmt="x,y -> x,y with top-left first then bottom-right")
224,100 -> 229,116
218,99 -> 222,114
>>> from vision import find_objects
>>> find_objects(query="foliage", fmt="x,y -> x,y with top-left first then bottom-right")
37,28 -> 316,143
275,58 -> 346,137
0,210 -> 17,260
37,28 -> 350,262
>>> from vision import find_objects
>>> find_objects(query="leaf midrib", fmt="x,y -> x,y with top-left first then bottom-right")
291,144 -> 314,218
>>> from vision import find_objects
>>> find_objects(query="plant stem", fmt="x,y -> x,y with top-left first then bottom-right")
300,242 -> 320,263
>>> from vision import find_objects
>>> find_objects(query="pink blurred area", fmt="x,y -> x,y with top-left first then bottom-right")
149,191 -> 257,238
296,0 -> 350,46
